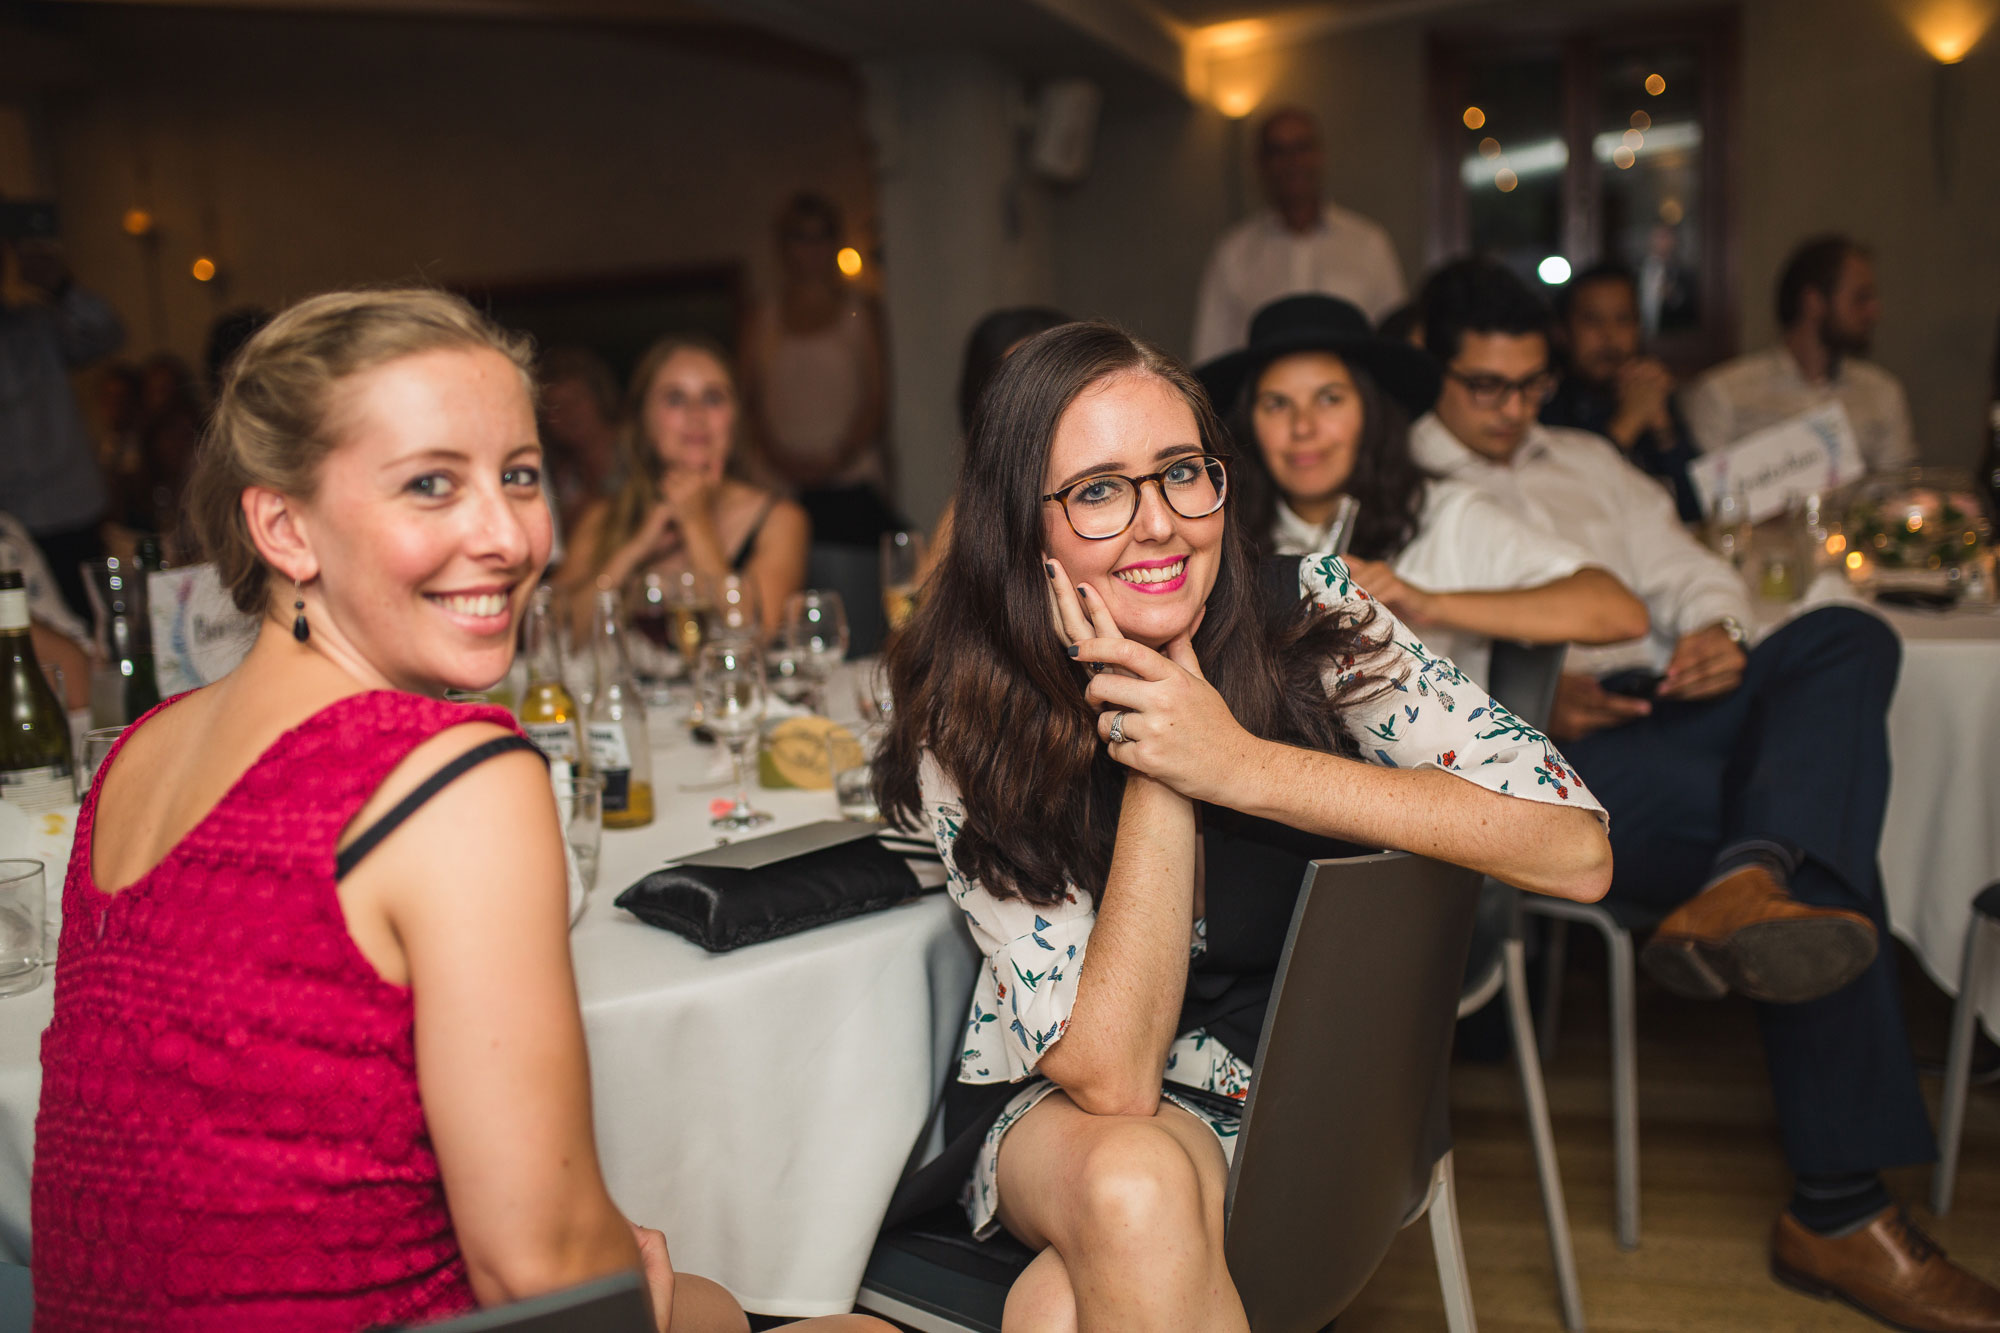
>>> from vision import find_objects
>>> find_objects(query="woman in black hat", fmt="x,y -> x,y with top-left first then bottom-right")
1197,295 -> 1647,679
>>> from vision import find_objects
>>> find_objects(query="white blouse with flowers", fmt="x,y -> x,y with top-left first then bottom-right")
921,553 -> 1608,1092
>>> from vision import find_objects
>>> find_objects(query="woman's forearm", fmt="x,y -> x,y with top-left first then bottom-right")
1034,773 -> 1197,1116
1423,568 -> 1648,646
1226,740 -> 1611,902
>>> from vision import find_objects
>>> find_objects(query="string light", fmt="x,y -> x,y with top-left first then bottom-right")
836,247 -> 863,277
121,209 -> 154,237
190,257 -> 216,282
1462,106 -> 1486,129
1645,73 -> 1667,95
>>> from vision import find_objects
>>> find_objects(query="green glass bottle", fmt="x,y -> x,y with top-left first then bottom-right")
0,570 -> 77,813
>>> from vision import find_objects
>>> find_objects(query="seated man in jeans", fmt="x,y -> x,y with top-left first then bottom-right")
1407,256 -> 2000,1333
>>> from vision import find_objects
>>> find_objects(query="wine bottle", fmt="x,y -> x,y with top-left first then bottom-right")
516,586 -> 585,784
1,570 -> 77,813
586,589 -> 654,829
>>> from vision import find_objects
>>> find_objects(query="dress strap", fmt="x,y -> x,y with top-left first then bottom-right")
729,493 -> 781,572
334,735 -> 544,881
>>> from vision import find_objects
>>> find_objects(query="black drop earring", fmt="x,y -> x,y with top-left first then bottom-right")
292,581 -> 310,643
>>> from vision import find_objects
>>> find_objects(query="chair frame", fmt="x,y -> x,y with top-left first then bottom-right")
1932,882 -> 2000,1215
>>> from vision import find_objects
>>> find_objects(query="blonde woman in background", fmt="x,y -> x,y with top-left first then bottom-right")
558,336 -> 807,638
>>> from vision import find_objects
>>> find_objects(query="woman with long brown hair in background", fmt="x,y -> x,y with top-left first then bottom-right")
557,335 -> 807,637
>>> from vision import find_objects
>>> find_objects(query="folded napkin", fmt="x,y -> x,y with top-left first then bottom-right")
615,825 -> 924,952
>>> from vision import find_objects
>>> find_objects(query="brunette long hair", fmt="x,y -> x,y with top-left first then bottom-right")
875,322 -> 1395,908
1225,356 -> 1431,562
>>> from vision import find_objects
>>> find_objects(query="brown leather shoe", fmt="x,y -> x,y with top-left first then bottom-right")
1772,1206 -> 2000,1332
1639,865 -> 1878,1003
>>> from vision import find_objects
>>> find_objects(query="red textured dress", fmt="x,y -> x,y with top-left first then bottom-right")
33,689 -> 523,1331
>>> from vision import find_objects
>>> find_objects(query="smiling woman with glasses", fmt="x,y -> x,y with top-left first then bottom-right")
873,319 -> 1613,1331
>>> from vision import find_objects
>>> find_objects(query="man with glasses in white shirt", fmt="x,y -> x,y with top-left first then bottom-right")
1406,257 -> 2000,1333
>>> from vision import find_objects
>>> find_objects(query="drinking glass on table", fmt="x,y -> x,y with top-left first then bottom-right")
826,724 -> 883,822
879,530 -> 926,633
697,641 -> 772,829
781,590 -> 849,715
1707,486 -> 1752,568
79,726 -> 125,799
550,772 -> 603,894
711,573 -> 762,647
0,861 -> 45,998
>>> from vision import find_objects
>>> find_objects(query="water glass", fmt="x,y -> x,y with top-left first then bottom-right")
880,530 -> 926,633
0,861 -> 45,997
712,574 -> 763,647
550,773 -> 603,894
1707,487 -> 1752,568
826,724 -> 883,822
698,641 -> 772,829
79,726 -> 125,799
782,590 -> 850,714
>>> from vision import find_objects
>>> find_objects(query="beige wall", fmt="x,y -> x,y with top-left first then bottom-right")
1051,1 -> 1998,464
14,6 -> 876,372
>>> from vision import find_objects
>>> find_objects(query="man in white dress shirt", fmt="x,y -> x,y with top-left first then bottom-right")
1683,235 -> 1917,472
1409,258 -> 2000,1333
1189,107 -> 1405,363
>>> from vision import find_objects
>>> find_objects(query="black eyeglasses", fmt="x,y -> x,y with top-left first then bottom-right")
1445,366 -> 1557,409
1041,454 -> 1229,540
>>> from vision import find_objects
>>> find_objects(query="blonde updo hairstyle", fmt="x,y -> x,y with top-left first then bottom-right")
189,287 -> 535,616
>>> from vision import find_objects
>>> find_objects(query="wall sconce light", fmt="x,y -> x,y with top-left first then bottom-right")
1903,0 -> 1993,193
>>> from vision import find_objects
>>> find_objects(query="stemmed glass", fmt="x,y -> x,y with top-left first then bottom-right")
697,640 -> 772,829
781,590 -> 850,715
711,574 -> 763,647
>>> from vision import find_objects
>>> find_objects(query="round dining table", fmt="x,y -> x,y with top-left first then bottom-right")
0,677 -> 981,1318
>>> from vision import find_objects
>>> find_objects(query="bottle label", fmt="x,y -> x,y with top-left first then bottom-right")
523,721 -> 579,764
2,763 -> 74,814
587,723 -> 631,812
0,588 -> 27,633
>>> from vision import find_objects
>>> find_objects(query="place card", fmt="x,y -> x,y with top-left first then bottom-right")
1689,401 -> 1866,523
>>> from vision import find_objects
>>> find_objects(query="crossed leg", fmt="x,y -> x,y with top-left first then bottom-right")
993,1091 -> 1248,1333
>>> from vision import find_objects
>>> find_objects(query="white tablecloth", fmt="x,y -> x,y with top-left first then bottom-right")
1759,582 -> 2000,1042
0,685 -> 981,1316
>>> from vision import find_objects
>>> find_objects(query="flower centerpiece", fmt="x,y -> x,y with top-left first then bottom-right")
1842,468 -> 1993,592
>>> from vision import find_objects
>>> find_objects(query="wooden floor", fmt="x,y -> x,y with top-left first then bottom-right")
1340,936 -> 2000,1332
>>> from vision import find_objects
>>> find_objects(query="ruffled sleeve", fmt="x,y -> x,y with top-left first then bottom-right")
1299,552 -> 1608,823
920,754 -> 1096,1083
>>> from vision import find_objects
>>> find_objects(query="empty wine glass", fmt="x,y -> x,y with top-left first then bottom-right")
712,574 -> 763,647
697,640 -> 772,829
782,590 -> 850,715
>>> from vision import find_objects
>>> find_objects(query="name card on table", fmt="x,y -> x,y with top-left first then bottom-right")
149,564 -> 257,694
1688,402 -> 1866,523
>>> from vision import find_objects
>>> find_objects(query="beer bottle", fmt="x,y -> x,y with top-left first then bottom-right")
587,588 -> 654,829
516,586 -> 584,784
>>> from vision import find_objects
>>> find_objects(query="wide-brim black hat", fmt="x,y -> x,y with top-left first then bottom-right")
1194,293 -> 1440,420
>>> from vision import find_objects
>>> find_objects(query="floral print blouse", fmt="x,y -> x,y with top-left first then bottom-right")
920,553 -> 1608,1088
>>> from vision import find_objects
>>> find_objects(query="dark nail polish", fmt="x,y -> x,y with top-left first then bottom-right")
1066,645 -> 1079,658
1045,561 -> 1055,578
1077,585 -> 1089,598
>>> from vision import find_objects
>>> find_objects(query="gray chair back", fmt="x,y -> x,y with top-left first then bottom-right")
1223,852 -> 1483,1332
805,542 -> 888,657
386,1271 -> 653,1331
1484,639 -> 1568,732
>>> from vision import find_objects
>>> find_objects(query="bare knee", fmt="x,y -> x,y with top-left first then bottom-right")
1003,1248 -> 1079,1333
1071,1119 -> 1210,1250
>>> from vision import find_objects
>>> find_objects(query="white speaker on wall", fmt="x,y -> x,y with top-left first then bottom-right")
1028,78 -> 1102,184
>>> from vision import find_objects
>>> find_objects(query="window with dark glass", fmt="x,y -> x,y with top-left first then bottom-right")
1428,9 -> 1739,370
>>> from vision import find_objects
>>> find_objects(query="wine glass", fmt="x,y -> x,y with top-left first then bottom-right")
782,590 -> 850,715
712,573 -> 763,647
879,530 -> 926,633
697,641 -> 772,829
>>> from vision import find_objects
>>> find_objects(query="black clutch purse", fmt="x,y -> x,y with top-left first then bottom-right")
615,824 -> 925,952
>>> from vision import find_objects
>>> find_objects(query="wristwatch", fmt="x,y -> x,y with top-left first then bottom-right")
1714,616 -> 1748,647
